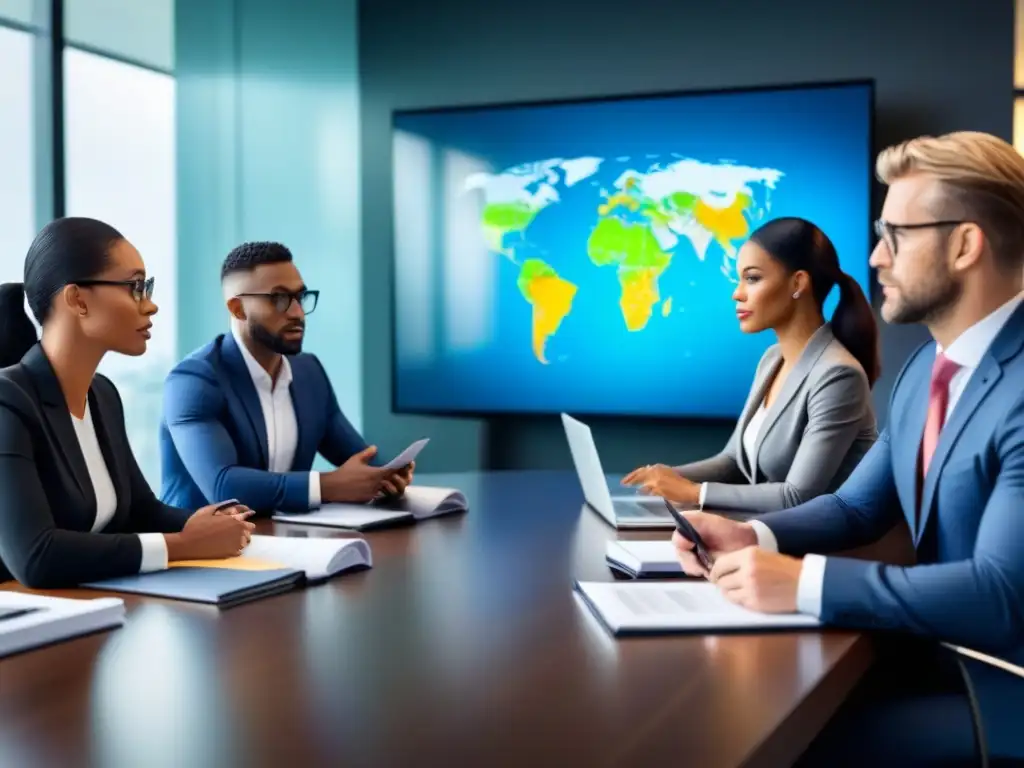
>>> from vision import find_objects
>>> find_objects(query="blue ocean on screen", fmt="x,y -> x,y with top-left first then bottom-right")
391,82 -> 872,418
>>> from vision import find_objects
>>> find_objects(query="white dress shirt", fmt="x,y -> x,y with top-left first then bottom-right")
232,327 -> 321,508
752,293 -> 1024,616
741,404 -> 768,472
71,402 -> 167,572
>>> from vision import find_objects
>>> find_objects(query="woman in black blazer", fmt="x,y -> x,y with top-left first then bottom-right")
0,217 -> 255,588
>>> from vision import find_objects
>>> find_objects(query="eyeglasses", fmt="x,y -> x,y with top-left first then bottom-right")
235,289 -> 319,314
76,276 -> 155,303
873,219 -> 967,256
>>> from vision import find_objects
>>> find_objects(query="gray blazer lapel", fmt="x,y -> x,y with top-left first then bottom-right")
736,348 -> 781,481
752,324 -> 835,470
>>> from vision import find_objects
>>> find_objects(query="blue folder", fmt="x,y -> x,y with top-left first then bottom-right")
82,566 -> 303,608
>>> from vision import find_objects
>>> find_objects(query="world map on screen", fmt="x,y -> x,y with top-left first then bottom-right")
464,155 -> 784,364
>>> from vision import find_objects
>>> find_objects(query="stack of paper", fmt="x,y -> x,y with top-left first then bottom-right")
605,540 -> 685,578
225,534 -> 372,583
0,592 -> 125,658
274,485 -> 468,531
575,580 -> 821,636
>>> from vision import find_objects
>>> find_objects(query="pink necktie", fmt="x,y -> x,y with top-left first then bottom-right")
920,353 -> 962,480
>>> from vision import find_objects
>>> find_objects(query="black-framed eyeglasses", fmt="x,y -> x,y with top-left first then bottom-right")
235,289 -> 319,314
76,276 -> 155,303
873,219 -> 967,256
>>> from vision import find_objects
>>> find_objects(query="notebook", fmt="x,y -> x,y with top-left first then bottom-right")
81,562 -> 303,608
0,591 -> 125,658
574,580 -> 821,636
273,485 -> 468,531
605,540 -> 686,579
172,535 -> 373,584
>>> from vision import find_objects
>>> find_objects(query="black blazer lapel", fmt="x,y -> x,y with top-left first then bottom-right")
219,334 -> 269,469
21,345 -> 93,505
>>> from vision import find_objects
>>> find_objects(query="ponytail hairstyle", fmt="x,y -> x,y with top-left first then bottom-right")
748,217 -> 881,386
0,217 -> 124,368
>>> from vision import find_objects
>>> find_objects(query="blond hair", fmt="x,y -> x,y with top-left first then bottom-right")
876,131 -> 1024,269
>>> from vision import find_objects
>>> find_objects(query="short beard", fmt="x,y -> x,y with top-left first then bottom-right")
250,320 -> 302,355
884,271 -> 962,326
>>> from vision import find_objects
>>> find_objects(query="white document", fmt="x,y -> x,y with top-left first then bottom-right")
605,540 -> 683,577
243,535 -> 372,581
273,506 -> 411,531
0,592 -> 125,659
272,485 -> 468,531
575,580 -> 821,635
381,438 -> 429,469
399,485 -> 467,517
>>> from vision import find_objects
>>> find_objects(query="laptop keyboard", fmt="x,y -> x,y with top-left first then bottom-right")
615,501 -> 662,518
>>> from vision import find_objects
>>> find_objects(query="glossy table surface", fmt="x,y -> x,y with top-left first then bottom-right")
0,470 -> 874,768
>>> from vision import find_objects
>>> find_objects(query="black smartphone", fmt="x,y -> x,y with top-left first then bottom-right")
662,498 -> 715,571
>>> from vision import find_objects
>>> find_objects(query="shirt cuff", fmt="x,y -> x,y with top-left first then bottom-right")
309,471 -> 322,509
698,482 -> 707,507
748,519 -> 779,553
796,554 -> 826,618
138,533 -> 169,572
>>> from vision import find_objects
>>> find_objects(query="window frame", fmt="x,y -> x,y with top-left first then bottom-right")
2,1 -> 176,486
0,0 -> 174,222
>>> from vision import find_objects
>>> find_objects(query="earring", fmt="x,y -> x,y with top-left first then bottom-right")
792,291 -> 801,299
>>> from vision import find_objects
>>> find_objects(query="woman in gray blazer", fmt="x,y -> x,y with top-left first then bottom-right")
623,217 -> 880,514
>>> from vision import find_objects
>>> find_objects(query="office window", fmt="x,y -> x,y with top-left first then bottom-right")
64,0 -> 174,72
0,26 -> 37,284
0,0 -> 36,26
64,48 -> 177,487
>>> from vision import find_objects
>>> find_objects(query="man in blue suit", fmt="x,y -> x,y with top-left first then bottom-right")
159,242 -> 411,515
673,131 -> 1024,763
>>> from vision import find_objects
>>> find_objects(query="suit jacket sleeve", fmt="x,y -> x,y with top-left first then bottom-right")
163,365 -> 310,514
812,402 -> 1024,657
103,378 -> 192,533
0,402 -> 147,588
311,356 -> 370,467
701,365 -> 874,512
671,424 -> 745,484
754,428 -> 902,554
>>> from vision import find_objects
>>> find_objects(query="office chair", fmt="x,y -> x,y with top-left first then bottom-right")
943,643 -> 1024,768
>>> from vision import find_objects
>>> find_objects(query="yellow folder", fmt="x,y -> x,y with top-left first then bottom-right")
169,557 -> 286,571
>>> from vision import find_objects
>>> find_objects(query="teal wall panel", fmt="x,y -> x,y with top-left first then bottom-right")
176,0 -> 362,449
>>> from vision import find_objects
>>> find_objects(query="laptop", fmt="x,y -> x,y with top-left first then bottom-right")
561,413 -> 676,529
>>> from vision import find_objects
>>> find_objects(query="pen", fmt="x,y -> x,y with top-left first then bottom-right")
662,498 -> 715,572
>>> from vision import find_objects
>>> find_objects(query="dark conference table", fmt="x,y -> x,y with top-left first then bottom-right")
0,470 -> 878,768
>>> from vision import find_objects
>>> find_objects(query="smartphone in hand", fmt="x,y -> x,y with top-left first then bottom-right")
662,499 -> 715,572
